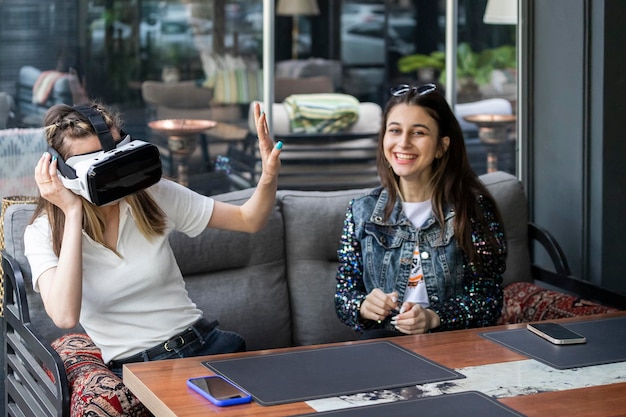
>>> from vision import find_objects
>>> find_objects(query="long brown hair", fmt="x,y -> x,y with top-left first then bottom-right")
32,101 -> 167,257
376,85 -> 503,260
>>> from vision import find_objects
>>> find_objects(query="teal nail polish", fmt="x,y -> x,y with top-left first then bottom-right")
52,155 -> 57,161
275,141 -> 283,150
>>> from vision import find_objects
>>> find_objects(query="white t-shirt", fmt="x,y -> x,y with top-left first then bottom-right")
401,200 -> 432,308
24,179 -> 214,363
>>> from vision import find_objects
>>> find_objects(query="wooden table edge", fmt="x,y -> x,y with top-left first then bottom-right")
124,312 -> 626,416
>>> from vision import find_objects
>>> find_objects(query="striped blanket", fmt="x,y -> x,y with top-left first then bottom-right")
32,70 -> 68,104
283,93 -> 360,134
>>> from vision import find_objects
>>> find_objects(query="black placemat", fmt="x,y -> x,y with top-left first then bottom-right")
289,391 -> 526,417
480,316 -> 626,369
202,341 -> 465,406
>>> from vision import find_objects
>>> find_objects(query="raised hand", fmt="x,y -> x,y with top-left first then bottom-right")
253,102 -> 282,184
35,152 -> 81,215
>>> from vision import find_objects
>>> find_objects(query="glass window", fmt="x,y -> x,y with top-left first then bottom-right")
0,0 -> 265,196
338,0 -> 518,176
0,0 -> 517,195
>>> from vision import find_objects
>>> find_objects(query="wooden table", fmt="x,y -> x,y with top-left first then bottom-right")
124,312 -> 626,417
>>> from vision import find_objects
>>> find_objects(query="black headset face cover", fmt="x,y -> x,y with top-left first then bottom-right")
52,105 -> 162,206
81,144 -> 162,206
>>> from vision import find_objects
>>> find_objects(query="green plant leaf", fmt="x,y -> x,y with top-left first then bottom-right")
397,52 -> 445,73
399,43 -> 516,86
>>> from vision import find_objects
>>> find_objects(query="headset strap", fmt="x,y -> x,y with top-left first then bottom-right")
48,146 -> 78,180
73,104 -> 116,151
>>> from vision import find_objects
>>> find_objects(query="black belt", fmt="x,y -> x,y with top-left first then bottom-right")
108,318 -> 219,369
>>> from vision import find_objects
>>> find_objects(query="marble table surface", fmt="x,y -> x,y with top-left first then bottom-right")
307,359 -> 626,412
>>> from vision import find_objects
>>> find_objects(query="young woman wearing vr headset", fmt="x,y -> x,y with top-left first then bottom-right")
24,101 -> 283,378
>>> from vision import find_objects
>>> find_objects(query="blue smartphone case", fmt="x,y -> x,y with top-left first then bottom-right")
187,376 -> 252,406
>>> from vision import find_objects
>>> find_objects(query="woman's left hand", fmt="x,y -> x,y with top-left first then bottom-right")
253,102 -> 282,184
390,303 -> 441,334
207,102 -> 282,233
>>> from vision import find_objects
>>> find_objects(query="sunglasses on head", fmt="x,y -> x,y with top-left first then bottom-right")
390,83 -> 437,97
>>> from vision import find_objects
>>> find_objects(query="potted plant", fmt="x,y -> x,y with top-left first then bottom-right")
398,43 -> 516,101
397,51 -> 445,83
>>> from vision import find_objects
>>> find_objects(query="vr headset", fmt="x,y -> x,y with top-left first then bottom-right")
51,105 -> 162,206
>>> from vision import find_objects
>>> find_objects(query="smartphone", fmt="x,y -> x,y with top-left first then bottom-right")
527,322 -> 586,345
187,375 -> 252,407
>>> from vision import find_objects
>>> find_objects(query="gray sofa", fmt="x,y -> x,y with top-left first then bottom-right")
2,171 -> 623,416
3,170 -> 623,349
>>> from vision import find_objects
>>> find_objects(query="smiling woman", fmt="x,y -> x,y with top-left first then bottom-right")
382,102 -> 449,196
335,83 -> 507,339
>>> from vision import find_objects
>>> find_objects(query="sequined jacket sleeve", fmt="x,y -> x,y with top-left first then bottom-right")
430,195 -> 507,331
334,200 -> 368,331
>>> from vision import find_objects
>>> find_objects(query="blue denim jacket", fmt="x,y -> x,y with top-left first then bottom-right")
335,186 -> 506,332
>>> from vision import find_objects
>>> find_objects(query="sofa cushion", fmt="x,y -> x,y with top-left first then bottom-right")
481,171 -> 532,286
211,69 -> 264,105
278,188 -> 371,346
169,188 -> 292,350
